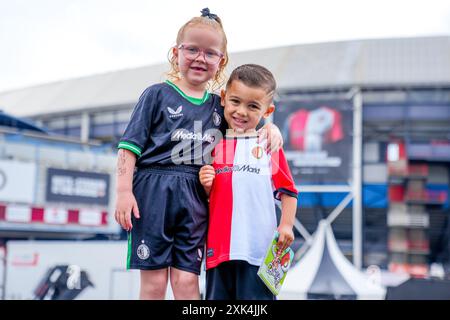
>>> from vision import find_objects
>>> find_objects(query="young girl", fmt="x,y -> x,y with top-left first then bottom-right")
115,8 -> 283,300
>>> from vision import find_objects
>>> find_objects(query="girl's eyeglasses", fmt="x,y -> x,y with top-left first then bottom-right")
178,44 -> 224,65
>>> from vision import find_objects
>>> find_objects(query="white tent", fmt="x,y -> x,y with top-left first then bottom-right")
279,220 -> 386,300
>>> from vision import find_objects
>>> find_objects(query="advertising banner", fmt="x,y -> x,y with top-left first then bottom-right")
0,160 -> 36,203
46,168 -> 110,205
274,97 -> 353,184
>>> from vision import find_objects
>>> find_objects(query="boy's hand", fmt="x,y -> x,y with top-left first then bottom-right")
115,190 -> 140,231
199,165 -> 215,194
277,224 -> 294,254
257,122 -> 283,153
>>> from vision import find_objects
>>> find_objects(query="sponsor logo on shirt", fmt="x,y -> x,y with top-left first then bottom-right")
172,129 -> 215,143
167,105 -> 183,118
216,164 -> 261,175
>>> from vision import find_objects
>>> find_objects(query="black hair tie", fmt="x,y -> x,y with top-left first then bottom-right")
201,8 -> 219,22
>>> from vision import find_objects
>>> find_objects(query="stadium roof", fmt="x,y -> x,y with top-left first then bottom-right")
0,110 -> 47,133
1,36 -> 449,117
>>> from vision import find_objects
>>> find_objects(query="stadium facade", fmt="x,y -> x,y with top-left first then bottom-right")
1,36 -> 449,276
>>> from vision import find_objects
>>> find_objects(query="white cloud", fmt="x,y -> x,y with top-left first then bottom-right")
0,0 -> 449,92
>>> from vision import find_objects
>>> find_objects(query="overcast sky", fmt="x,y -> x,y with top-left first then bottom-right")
1,0 -> 450,92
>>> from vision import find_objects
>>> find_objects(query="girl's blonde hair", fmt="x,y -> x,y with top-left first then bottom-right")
167,13 -> 229,92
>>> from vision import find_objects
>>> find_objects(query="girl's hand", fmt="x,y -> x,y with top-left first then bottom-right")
115,190 -> 140,231
276,224 -> 295,254
257,122 -> 283,153
199,165 -> 215,194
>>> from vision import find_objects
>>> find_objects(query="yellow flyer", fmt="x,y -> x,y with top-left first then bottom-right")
257,231 -> 294,296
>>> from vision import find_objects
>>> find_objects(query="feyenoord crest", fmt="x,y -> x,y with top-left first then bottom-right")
252,146 -> 264,159
137,242 -> 150,260
213,111 -> 221,126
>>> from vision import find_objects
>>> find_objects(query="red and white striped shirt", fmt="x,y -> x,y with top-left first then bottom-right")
206,134 -> 298,270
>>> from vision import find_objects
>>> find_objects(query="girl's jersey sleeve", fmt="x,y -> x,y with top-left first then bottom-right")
117,87 -> 155,157
271,148 -> 298,200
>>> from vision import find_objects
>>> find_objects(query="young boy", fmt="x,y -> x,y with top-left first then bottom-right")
199,64 -> 298,300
